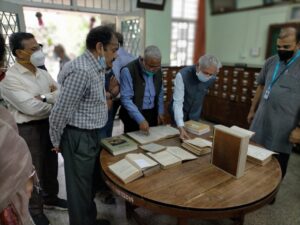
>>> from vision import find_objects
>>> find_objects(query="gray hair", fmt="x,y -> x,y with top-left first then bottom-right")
144,45 -> 161,60
198,54 -> 222,70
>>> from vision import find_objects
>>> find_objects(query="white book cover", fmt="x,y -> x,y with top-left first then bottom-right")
230,126 -> 255,138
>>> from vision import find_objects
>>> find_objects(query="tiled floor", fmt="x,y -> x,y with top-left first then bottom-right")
45,120 -> 300,225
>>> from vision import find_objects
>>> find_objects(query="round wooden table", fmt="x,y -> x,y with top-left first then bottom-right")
100,137 -> 282,225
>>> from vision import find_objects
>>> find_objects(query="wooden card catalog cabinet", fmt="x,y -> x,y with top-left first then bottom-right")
161,65 -> 261,128
202,65 -> 261,129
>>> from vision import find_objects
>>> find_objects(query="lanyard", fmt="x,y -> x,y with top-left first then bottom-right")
270,50 -> 300,88
264,51 -> 300,100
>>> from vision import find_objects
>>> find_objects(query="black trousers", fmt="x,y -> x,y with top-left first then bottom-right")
60,125 -> 101,225
119,107 -> 158,133
18,119 -> 58,216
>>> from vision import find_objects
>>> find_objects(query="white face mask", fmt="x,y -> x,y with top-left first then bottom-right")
196,71 -> 211,82
30,50 -> 45,67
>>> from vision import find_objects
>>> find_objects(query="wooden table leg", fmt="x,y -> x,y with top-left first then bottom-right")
177,217 -> 188,225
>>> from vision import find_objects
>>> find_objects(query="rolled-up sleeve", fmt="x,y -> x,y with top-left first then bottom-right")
173,72 -> 185,127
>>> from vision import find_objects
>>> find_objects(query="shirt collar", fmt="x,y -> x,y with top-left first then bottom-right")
84,50 -> 103,72
15,62 -> 31,75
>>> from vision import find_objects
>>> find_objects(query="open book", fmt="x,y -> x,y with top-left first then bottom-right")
182,137 -> 212,156
140,143 -> 166,153
184,120 -> 210,135
108,153 -> 159,184
247,144 -> 276,166
166,146 -> 197,161
127,125 -> 179,144
147,147 -> 197,169
211,125 -> 252,178
101,135 -> 138,156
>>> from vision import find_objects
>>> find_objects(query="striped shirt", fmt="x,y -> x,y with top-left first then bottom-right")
49,50 -> 107,147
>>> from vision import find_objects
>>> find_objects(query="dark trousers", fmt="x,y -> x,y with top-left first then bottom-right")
120,107 -> 158,133
60,125 -> 101,225
18,119 -> 58,216
274,152 -> 290,179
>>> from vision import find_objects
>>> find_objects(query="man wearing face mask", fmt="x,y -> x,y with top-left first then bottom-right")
49,26 -> 118,225
119,45 -> 164,133
169,54 -> 221,140
247,27 -> 300,179
0,32 -> 67,225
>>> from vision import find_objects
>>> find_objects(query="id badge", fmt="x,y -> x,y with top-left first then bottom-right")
264,88 -> 271,100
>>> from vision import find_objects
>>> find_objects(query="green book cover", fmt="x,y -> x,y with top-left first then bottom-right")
101,135 -> 138,156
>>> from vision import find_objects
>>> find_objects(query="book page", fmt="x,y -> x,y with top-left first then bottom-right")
108,159 -> 141,182
247,145 -> 275,161
147,150 -> 181,168
185,138 -> 212,148
140,143 -> 166,152
126,153 -> 158,170
166,146 -> 197,161
127,125 -> 179,144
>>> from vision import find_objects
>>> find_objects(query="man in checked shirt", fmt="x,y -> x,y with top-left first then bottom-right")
49,26 -> 118,225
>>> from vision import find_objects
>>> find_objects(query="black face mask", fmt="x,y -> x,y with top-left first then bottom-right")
277,50 -> 295,62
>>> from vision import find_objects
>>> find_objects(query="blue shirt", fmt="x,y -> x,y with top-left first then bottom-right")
112,47 -> 136,82
120,66 -> 164,124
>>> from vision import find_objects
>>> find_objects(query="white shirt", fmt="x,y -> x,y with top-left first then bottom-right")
173,72 -> 185,127
0,62 -> 58,124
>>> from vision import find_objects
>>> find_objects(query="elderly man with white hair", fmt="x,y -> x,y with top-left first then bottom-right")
170,54 -> 222,140
119,45 -> 164,133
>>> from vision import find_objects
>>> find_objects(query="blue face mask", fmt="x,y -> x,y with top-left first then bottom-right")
145,70 -> 154,77
98,56 -> 107,70
196,71 -> 211,82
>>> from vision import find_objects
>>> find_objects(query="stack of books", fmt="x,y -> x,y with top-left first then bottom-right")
182,137 -> 212,156
184,120 -> 210,135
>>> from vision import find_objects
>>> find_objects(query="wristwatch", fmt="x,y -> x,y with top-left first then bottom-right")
40,95 -> 47,102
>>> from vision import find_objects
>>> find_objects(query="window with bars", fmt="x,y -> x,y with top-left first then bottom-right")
20,0 -> 134,13
0,11 -> 20,66
121,19 -> 142,57
170,0 -> 198,66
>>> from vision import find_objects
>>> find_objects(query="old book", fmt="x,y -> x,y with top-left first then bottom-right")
247,144 -> 276,166
166,146 -> 197,161
147,150 -> 182,169
211,125 -> 252,178
108,159 -> 143,184
140,143 -> 166,153
230,126 -> 255,137
125,153 -> 160,176
127,125 -> 179,144
181,138 -> 212,156
184,120 -> 210,135
101,135 -> 138,156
